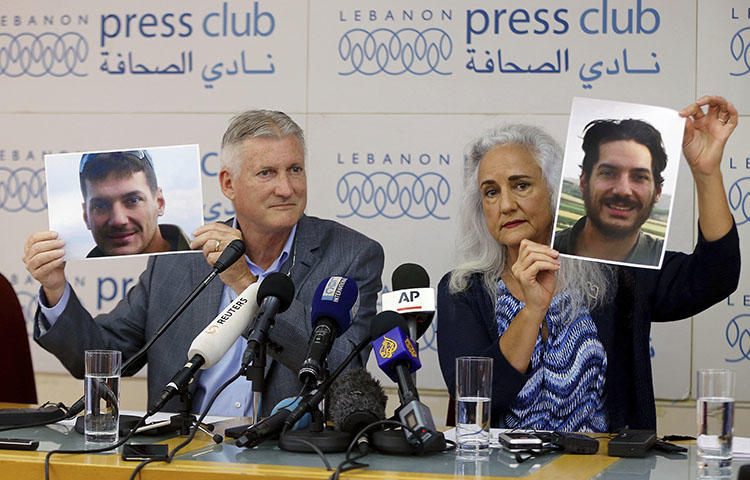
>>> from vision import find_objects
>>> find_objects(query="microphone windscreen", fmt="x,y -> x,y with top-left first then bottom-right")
310,276 -> 359,334
369,311 -> 408,340
214,239 -> 246,273
391,263 -> 430,290
327,368 -> 387,434
257,272 -> 295,311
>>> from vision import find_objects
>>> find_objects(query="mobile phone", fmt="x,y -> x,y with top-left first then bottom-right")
497,432 -> 543,451
121,443 -> 169,461
0,438 -> 39,451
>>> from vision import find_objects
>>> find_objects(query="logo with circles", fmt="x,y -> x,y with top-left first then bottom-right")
338,27 -> 452,76
336,171 -> 450,220
726,314 -> 750,363
0,32 -> 89,77
728,176 -> 750,226
730,26 -> 750,77
0,167 -> 47,212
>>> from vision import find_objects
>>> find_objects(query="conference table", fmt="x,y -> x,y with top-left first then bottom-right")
0,407 -> 747,479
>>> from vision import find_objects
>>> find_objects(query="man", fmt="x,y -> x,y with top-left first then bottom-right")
23,110 -> 385,417
554,119 -> 667,266
79,149 -> 190,257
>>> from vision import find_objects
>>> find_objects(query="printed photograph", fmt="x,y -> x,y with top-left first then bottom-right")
552,97 -> 685,269
45,145 -> 204,260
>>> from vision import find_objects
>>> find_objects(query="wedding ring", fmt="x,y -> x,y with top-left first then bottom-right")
214,240 -> 221,252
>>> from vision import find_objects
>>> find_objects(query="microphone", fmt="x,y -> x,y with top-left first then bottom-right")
212,239 -> 247,273
298,276 -> 359,386
147,281 -> 260,415
381,263 -> 435,341
371,315 -> 439,449
66,239 -> 247,419
235,397 -> 310,448
188,282 -> 260,369
327,368 -> 386,435
242,272 -> 295,365
283,311 -> 407,431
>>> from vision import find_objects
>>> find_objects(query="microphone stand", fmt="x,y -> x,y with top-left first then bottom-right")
277,366 -> 352,454
277,338 -> 376,454
168,380 -> 221,442
245,340 -> 266,425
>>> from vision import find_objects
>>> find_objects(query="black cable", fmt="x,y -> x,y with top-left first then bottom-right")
329,419 -> 428,480
44,413 -> 149,480
0,402 -> 69,434
128,369 -> 242,480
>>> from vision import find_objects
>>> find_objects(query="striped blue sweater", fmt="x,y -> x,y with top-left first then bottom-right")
495,279 -> 608,432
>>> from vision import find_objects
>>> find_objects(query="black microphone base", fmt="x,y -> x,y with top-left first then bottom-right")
279,428 -> 351,453
371,429 -> 446,455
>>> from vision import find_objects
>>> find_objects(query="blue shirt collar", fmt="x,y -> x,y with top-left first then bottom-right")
232,218 -> 297,280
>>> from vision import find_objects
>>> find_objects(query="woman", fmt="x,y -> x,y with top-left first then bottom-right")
437,96 -> 740,432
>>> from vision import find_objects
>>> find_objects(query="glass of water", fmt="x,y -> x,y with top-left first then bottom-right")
455,356 -> 493,450
696,368 -> 734,466
84,350 -> 121,444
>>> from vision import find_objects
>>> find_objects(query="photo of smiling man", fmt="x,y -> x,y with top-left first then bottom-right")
45,145 -> 204,260
553,98 -> 685,268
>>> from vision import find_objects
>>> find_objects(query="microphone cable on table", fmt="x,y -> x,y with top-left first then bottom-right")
128,368 -> 243,480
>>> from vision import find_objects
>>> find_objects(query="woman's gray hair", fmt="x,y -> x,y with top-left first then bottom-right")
449,123 -> 614,313
220,110 -> 305,177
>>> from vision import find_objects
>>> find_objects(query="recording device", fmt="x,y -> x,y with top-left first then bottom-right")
0,438 -> 39,451
298,276 -> 359,386
0,405 -> 67,427
497,432 -> 543,451
148,281 -> 260,415
607,429 -> 656,457
542,431 -> 599,454
381,263 -> 435,341
242,272 -> 296,365
371,314 -> 442,452
121,443 -> 169,461
326,368 -> 387,434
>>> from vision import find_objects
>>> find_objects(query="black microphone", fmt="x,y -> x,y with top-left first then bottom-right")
235,397 -> 308,448
327,368 -> 387,435
242,272 -> 295,365
298,276 -> 359,386
212,239 -> 247,273
66,239 -> 246,419
148,355 -> 205,416
283,311 -> 408,430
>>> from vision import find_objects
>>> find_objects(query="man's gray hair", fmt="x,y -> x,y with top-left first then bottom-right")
449,123 -> 614,314
220,110 -> 305,176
